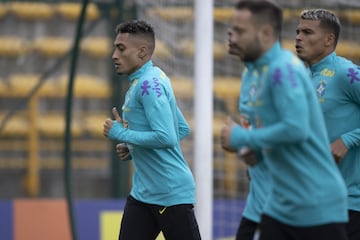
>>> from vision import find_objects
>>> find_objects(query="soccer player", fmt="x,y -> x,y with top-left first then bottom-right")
222,1 -> 349,239
225,4 -> 272,238
296,9 -> 360,240
103,20 -> 201,240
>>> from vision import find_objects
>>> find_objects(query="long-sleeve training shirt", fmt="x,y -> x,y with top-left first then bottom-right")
238,70 -> 271,223
109,60 -> 196,206
229,42 -> 348,226
310,52 -> 360,211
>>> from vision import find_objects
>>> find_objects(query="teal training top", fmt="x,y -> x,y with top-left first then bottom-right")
309,52 -> 360,211
108,60 -> 196,206
238,68 -> 271,223
229,42 -> 348,226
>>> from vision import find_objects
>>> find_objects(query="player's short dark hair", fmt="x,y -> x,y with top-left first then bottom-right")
300,9 -> 341,47
235,0 -> 283,38
115,20 -> 155,54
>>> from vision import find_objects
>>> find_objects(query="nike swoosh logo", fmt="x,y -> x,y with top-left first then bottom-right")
159,207 -> 167,215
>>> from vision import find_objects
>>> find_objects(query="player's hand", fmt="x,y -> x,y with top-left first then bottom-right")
331,138 -> 348,163
221,117 -> 237,152
238,147 -> 258,166
103,107 -> 123,137
116,143 -> 131,161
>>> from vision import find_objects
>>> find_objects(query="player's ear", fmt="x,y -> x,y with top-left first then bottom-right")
325,33 -> 335,47
137,45 -> 148,59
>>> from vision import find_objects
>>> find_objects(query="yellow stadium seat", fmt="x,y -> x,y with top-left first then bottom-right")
8,74 -> 55,96
0,113 -> 29,137
8,2 -> 55,20
37,114 -> 83,138
170,76 -> 194,99
32,37 -> 71,57
213,76 -> 241,113
147,7 -> 193,22
81,37 -> 112,58
0,79 -> 8,95
83,114 -> 109,138
0,3 -> 8,18
57,74 -> 110,98
213,76 -> 240,98
282,39 -> 296,53
339,9 -> 360,25
154,40 -> 172,59
213,7 -> 233,22
0,37 -> 29,57
336,41 -> 360,60
56,2 -> 100,21
178,39 -> 227,59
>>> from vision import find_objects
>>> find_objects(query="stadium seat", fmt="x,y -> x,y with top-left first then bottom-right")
80,37 -> 112,58
0,79 -> 8,95
0,3 -> 8,18
0,113 -> 29,137
170,76 -> 194,99
337,41 -> 360,60
213,76 -> 240,98
154,40 -> 172,59
213,7 -> 233,22
339,9 -> 360,25
147,6 -> 298,23
37,114 -> 83,138
32,37 -> 71,57
282,39 -> 296,53
7,2 -> 55,20
178,39 -> 227,60
8,74 -> 55,96
57,74 -> 110,98
55,2 -> 100,21
83,114 -> 109,138
0,36 -> 29,57
213,76 -> 240,113
147,7 -> 193,22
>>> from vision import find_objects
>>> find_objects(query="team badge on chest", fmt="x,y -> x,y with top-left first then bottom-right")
316,80 -> 327,102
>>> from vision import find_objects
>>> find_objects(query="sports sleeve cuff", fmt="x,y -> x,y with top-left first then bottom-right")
108,121 -> 125,141
230,125 -> 247,149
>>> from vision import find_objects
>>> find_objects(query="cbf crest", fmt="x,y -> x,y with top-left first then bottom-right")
316,80 -> 327,102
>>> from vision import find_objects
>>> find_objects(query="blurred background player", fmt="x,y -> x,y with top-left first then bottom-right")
222,1 -> 348,239
225,1 -> 272,239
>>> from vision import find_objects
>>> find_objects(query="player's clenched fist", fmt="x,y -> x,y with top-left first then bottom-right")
221,117 -> 237,152
116,143 -> 131,161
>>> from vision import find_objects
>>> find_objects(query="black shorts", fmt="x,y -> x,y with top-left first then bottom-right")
118,195 -> 201,240
347,210 -> 360,240
258,214 -> 348,240
236,216 -> 259,240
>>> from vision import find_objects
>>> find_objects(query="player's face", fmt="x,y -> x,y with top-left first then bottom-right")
227,9 -> 263,62
295,19 -> 330,66
112,33 -> 143,75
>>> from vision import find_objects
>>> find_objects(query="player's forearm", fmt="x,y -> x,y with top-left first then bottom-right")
109,122 -> 177,148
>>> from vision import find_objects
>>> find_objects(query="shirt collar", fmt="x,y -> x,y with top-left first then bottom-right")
309,52 -> 336,73
128,60 -> 153,82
